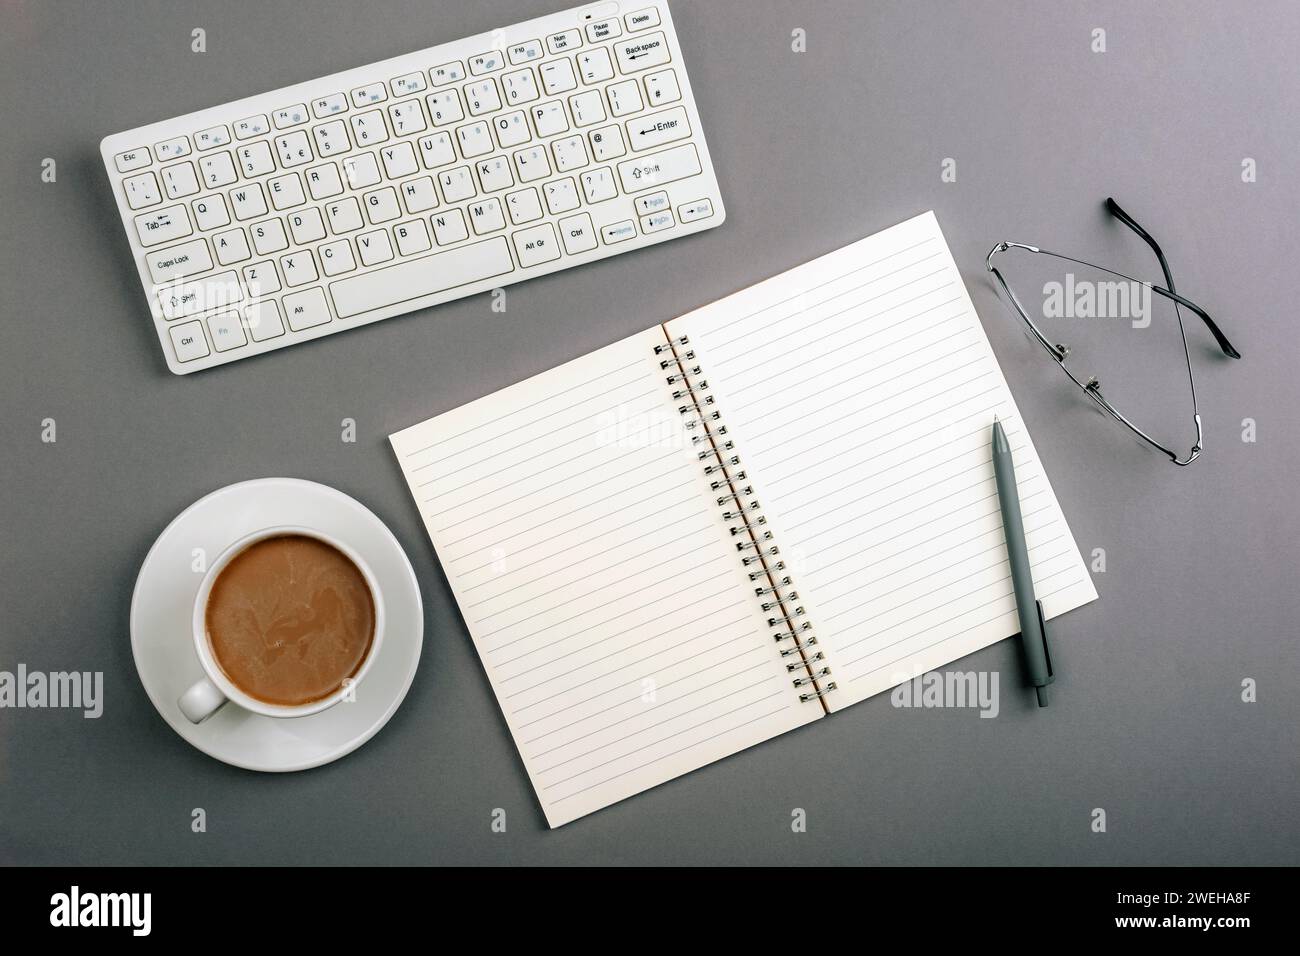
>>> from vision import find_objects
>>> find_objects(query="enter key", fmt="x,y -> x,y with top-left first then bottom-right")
626,106 -> 691,152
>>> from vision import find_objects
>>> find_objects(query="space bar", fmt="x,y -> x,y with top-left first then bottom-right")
328,237 -> 515,319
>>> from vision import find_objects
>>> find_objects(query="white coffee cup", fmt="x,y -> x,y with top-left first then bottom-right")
178,526 -> 385,723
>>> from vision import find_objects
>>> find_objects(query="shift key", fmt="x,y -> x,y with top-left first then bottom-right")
617,143 -> 701,193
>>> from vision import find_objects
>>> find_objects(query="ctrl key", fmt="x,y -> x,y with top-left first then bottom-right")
168,320 -> 210,363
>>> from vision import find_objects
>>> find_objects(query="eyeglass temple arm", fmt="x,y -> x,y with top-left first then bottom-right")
1106,197 -> 1241,360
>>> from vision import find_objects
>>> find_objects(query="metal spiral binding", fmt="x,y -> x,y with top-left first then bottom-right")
655,333 -> 837,705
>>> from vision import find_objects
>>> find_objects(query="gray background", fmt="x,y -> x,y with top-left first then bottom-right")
2,0 -> 1297,865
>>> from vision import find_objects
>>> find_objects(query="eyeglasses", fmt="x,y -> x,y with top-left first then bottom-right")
986,198 -> 1240,466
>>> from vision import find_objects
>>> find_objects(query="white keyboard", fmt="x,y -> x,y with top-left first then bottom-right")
100,0 -> 725,374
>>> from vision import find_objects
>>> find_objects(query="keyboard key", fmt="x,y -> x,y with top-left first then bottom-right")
124,172 -> 162,209
312,93 -> 349,118
363,187 -> 401,224
350,83 -> 388,107
155,137 -> 191,162
242,260 -> 282,297
234,114 -> 270,139
577,48 -> 614,85
626,105 -> 690,151
213,227 -> 251,265
390,72 -> 428,98
678,198 -> 714,223
357,229 -> 395,266
320,238 -> 358,275
288,207 -> 327,242
551,135 -> 588,173
418,132 -> 456,168
601,219 -> 636,244
493,110 -> 531,148
431,208 -> 469,245
468,51 -> 504,75
229,182 -> 268,221
579,167 -> 617,204
146,239 -> 214,283
325,196 -> 365,233
272,105 -> 309,129
401,177 -> 439,214
114,147 -> 151,173
426,89 -> 464,126
501,68 -> 539,105
341,152 -> 381,189
531,101 -> 569,137
328,236 -> 513,318
158,270 -> 241,319
607,79 -> 644,117
280,250 -> 318,286
569,89 -> 606,127
429,61 -> 466,86
283,287 -> 332,330
168,320 -> 209,361
312,120 -> 351,157
208,310 -> 248,351
465,79 -> 501,116
350,110 -> 389,146
513,145 -> 551,183
380,141 -> 420,178
585,18 -> 622,42
199,152 -> 238,188
245,299 -> 285,340
625,7 -> 661,32
505,187 -> 543,224
438,166 -> 476,202
192,195 -> 230,230
546,30 -> 582,55
161,162 -> 200,199
475,155 -> 513,193
616,143 -> 701,193
558,212 -> 597,254
237,141 -> 276,176
388,100 -> 427,136
251,217 -> 289,255
267,173 -> 306,210
134,205 -> 193,247
468,197 -> 506,234
274,131 -> 313,167
195,125 -> 231,150
512,222 -> 561,267
306,162 -> 344,199
456,121 -> 493,159
644,68 -> 680,105
590,125 -> 626,161
543,177 -> 580,214
539,59 -> 577,96
615,31 -> 671,74
635,191 -> 671,215
393,220 -> 431,256
640,209 -> 674,233
508,40 -> 544,64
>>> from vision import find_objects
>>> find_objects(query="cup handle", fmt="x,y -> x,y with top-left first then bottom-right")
178,677 -> 227,723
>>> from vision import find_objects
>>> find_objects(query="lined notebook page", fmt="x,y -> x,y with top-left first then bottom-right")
391,327 -> 818,827
666,212 -> 1098,710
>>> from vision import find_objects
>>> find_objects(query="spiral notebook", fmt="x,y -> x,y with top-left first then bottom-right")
391,212 -> 1098,827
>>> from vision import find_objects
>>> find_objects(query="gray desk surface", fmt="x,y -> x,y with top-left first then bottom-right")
2,0 -> 1297,865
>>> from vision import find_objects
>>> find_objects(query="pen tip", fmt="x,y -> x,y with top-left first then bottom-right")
993,414 -> 1000,424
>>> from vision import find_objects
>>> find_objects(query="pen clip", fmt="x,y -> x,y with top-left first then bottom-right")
1036,599 -> 1054,682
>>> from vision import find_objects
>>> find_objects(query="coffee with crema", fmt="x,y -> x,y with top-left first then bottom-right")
205,534 -> 375,706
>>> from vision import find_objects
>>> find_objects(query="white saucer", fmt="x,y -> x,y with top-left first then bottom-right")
130,478 -> 424,772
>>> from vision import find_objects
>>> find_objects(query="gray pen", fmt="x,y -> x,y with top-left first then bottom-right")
991,417 -> 1054,707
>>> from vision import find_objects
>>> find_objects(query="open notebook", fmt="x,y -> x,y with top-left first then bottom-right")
391,212 -> 1098,826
